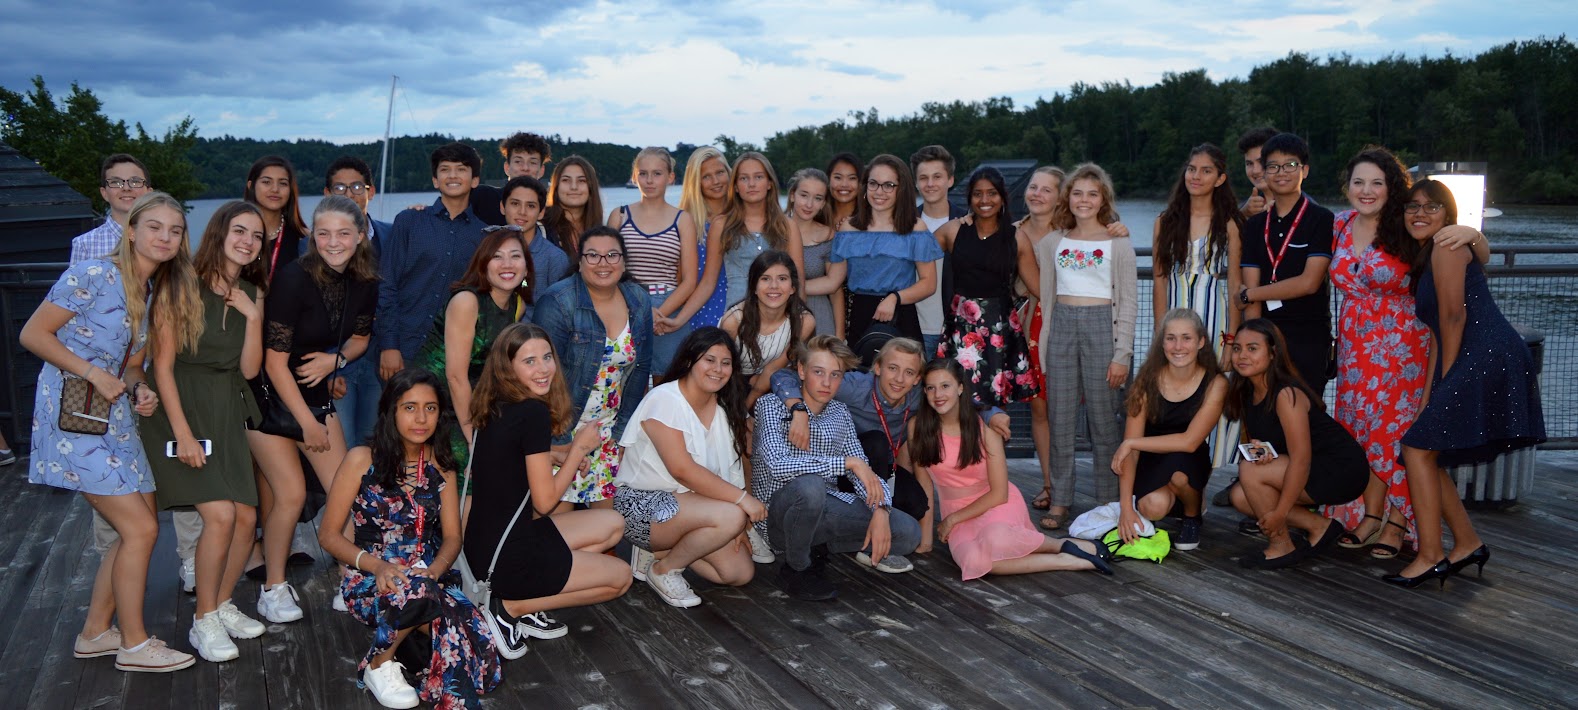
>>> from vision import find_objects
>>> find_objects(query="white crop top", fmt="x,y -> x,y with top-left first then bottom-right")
1054,238 -> 1113,298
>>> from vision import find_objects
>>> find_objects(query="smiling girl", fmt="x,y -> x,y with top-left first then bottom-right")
243,156 -> 308,285
787,168 -> 843,338
609,147 -> 698,374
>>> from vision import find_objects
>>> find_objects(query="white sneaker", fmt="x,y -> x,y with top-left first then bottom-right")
630,546 -> 654,582
646,567 -> 701,608
216,599 -> 266,639
114,637 -> 195,673
73,626 -> 122,659
179,557 -> 196,594
188,613 -> 239,662
746,528 -> 776,564
332,592 -> 348,613
362,660 -> 420,709
257,582 -> 304,623
855,552 -> 914,573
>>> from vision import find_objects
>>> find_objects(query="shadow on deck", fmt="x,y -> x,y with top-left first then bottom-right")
1,452 -> 1575,709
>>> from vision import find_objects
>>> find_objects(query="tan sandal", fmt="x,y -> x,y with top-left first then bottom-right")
1031,485 -> 1052,510
1039,509 -> 1068,530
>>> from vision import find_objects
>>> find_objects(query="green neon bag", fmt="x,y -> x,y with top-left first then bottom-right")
1102,528 -> 1171,563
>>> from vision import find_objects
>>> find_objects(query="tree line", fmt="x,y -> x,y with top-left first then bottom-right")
5,36 -> 1576,211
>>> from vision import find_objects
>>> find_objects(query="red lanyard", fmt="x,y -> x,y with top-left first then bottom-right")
266,225 -> 285,285
871,388 -> 908,471
406,447 -> 428,560
1262,197 -> 1309,283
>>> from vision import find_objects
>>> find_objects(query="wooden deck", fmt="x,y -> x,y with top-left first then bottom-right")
2,452 -> 1575,709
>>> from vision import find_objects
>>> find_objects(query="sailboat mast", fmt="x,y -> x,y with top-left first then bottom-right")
377,75 -> 397,215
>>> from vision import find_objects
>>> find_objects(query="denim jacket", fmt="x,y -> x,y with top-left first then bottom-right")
533,275 -> 652,445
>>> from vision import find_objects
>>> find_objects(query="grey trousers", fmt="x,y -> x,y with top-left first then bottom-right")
93,508 -> 201,559
1046,303 -> 1126,508
767,475 -> 921,571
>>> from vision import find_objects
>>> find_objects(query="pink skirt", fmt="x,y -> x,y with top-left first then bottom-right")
939,484 -> 1046,580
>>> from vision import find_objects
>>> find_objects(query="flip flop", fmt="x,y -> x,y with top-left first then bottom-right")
1031,486 -> 1052,510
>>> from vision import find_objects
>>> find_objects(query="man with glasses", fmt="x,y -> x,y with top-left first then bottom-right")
377,142 -> 490,381
69,154 -> 152,263
323,156 -> 393,447
1237,132 -> 1336,396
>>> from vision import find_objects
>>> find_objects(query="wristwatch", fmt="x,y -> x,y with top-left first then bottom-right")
1239,288 -> 1252,305
335,353 -> 348,370
782,401 -> 809,422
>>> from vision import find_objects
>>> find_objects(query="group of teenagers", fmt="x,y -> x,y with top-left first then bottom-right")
18,127 -> 1545,708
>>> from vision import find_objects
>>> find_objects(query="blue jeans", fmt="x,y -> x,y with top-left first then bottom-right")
336,356 -> 382,448
651,321 -> 692,378
922,334 -> 941,360
766,474 -> 921,571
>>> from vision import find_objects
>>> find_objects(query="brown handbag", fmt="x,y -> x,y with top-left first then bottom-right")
57,285 -> 148,435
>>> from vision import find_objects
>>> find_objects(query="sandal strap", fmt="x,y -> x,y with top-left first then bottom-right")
1384,518 -> 1409,531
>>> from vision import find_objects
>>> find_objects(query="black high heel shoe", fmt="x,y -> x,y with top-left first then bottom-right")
1381,559 -> 1452,589
1447,545 -> 1491,578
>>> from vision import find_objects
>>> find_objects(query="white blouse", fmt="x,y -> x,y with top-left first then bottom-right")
615,381 -> 743,492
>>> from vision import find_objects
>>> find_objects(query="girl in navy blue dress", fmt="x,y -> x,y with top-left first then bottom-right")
1386,180 -> 1546,588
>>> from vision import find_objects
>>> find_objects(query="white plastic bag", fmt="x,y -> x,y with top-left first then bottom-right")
1068,501 -> 1155,540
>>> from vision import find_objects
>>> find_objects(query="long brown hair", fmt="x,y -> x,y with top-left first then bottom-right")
1407,179 -> 1460,295
657,327 -> 751,465
1342,146 -> 1417,265
910,359 -> 983,469
1126,309 -> 1221,422
453,228 -> 534,306
243,155 -> 308,235
545,156 -> 603,259
719,152 -> 792,254
113,192 -> 202,356
1224,318 -> 1320,422
786,168 -> 834,227
850,154 -> 919,233
1052,163 -> 1120,230
470,322 -> 572,434
300,195 -> 379,287
1155,144 -> 1242,276
735,250 -> 807,371
193,200 -> 268,296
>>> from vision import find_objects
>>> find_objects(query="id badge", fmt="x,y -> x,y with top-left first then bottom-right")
1265,299 -> 1284,311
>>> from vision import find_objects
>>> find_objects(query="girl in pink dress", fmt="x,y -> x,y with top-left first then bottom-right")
905,360 -> 1111,580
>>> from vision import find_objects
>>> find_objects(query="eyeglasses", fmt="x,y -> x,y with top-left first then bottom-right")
104,177 -> 149,189
330,182 -> 369,195
1403,202 -> 1444,215
865,180 -> 899,194
483,224 -> 525,234
1262,161 -> 1304,175
581,251 -> 624,265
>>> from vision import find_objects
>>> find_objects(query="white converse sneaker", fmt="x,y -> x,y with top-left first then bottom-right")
630,546 -> 655,582
257,582 -> 304,623
746,528 -> 776,564
179,557 -> 196,594
362,659 -> 420,709
114,637 -> 195,673
188,613 -> 239,662
646,567 -> 702,608
73,626 -> 122,659
216,599 -> 266,639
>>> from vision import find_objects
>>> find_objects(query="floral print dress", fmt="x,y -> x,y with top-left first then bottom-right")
938,222 -> 1039,407
561,324 -> 635,503
341,463 -> 501,709
1325,210 -> 1428,541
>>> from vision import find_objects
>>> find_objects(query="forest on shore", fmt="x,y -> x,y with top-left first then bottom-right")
5,37 -> 1574,212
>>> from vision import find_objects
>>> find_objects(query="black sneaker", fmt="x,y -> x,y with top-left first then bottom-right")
519,611 -> 568,640
1237,517 -> 1262,536
0,449 -> 16,467
1211,479 -> 1238,507
1174,515 -> 1203,551
485,597 -> 530,660
778,564 -> 838,602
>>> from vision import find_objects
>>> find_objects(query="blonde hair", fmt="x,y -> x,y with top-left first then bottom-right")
1052,163 -> 1120,229
679,146 -> 727,238
112,192 -> 202,355
632,146 -> 677,177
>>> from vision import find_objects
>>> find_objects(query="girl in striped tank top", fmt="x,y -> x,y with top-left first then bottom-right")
608,147 -> 698,375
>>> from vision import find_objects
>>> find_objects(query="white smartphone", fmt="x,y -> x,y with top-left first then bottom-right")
1238,441 -> 1279,462
166,440 -> 213,457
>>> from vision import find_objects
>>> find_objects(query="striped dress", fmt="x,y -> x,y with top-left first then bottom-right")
620,205 -> 684,293
1165,235 -> 1240,468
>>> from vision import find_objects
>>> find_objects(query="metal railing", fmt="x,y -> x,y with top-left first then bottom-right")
4,247 -> 1576,456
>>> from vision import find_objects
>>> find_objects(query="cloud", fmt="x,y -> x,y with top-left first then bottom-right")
1,0 -> 1572,148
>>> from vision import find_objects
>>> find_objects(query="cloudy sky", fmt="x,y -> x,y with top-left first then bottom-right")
3,0 -> 1572,147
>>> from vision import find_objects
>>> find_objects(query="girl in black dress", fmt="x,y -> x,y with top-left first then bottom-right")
249,196 -> 378,623
1111,309 -> 1229,551
1385,180 -> 1546,588
1226,319 -> 1367,569
465,323 -> 631,659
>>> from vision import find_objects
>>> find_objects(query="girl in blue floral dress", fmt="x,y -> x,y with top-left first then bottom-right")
318,369 -> 500,709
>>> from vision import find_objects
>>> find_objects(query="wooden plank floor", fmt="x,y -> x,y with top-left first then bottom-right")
2,452 -> 1575,709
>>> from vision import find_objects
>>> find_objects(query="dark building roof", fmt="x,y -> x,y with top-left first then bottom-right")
0,141 -> 99,263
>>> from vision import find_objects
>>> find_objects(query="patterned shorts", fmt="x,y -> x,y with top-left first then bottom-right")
613,487 -> 680,551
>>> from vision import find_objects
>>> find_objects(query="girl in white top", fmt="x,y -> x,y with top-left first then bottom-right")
612,328 -> 766,609
1032,163 -> 1139,529
720,250 -> 816,408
